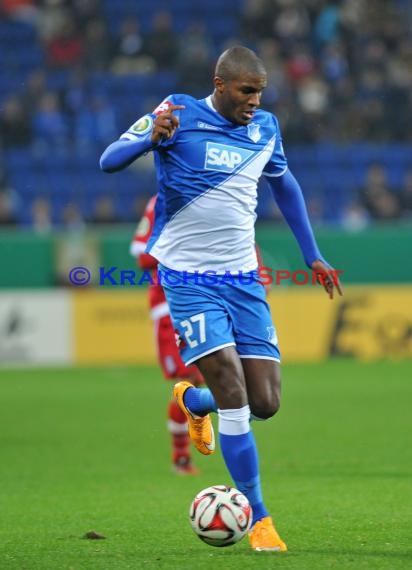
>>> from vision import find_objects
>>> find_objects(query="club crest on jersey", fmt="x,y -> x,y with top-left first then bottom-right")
131,116 -> 153,135
247,122 -> 261,143
204,142 -> 253,173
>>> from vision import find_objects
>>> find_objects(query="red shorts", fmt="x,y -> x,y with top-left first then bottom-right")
154,314 -> 204,384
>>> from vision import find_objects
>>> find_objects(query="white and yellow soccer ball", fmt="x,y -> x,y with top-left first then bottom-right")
189,485 -> 253,547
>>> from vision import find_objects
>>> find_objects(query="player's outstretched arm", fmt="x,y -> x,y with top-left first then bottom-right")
267,168 -> 322,265
267,169 -> 343,299
100,137 -> 152,173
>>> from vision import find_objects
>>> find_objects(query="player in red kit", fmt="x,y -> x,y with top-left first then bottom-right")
130,195 -> 204,475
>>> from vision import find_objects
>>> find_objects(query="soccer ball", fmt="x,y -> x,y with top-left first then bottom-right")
189,485 -> 253,547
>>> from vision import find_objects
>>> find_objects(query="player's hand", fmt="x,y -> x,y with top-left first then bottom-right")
311,259 -> 343,300
151,105 -> 185,144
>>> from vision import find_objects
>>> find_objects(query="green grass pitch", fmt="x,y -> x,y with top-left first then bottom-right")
0,360 -> 411,570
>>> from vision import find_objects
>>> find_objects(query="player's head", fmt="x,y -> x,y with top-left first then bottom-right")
212,46 -> 267,126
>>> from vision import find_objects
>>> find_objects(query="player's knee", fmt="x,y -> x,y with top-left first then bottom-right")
250,395 -> 280,420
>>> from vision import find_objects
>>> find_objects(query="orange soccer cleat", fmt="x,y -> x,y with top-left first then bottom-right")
173,381 -> 215,455
248,516 -> 288,552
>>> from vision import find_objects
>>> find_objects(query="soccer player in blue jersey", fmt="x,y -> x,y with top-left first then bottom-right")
100,45 -> 342,551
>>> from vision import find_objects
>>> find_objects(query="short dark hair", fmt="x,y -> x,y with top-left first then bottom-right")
215,46 -> 266,80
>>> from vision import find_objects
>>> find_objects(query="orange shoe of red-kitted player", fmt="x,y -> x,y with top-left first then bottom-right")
173,381 -> 215,456
248,517 -> 287,552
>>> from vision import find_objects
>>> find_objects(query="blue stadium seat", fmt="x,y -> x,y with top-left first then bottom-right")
0,20 -> 36,42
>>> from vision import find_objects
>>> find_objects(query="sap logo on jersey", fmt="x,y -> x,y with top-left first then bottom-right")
205,142 -> 253,173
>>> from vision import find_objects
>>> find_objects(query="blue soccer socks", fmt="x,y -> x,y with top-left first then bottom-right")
218,406 -> 269,525
183,386 -> 217,416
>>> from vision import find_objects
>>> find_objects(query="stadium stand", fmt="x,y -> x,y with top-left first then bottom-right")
0,0 -> 411,227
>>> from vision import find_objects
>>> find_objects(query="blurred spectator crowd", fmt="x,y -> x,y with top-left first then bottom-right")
0,0 -> 411,230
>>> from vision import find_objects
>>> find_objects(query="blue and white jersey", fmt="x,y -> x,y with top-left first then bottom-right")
122,94 -> 288,274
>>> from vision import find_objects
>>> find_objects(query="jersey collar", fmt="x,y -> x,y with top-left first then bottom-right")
205,95 -> 217,112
